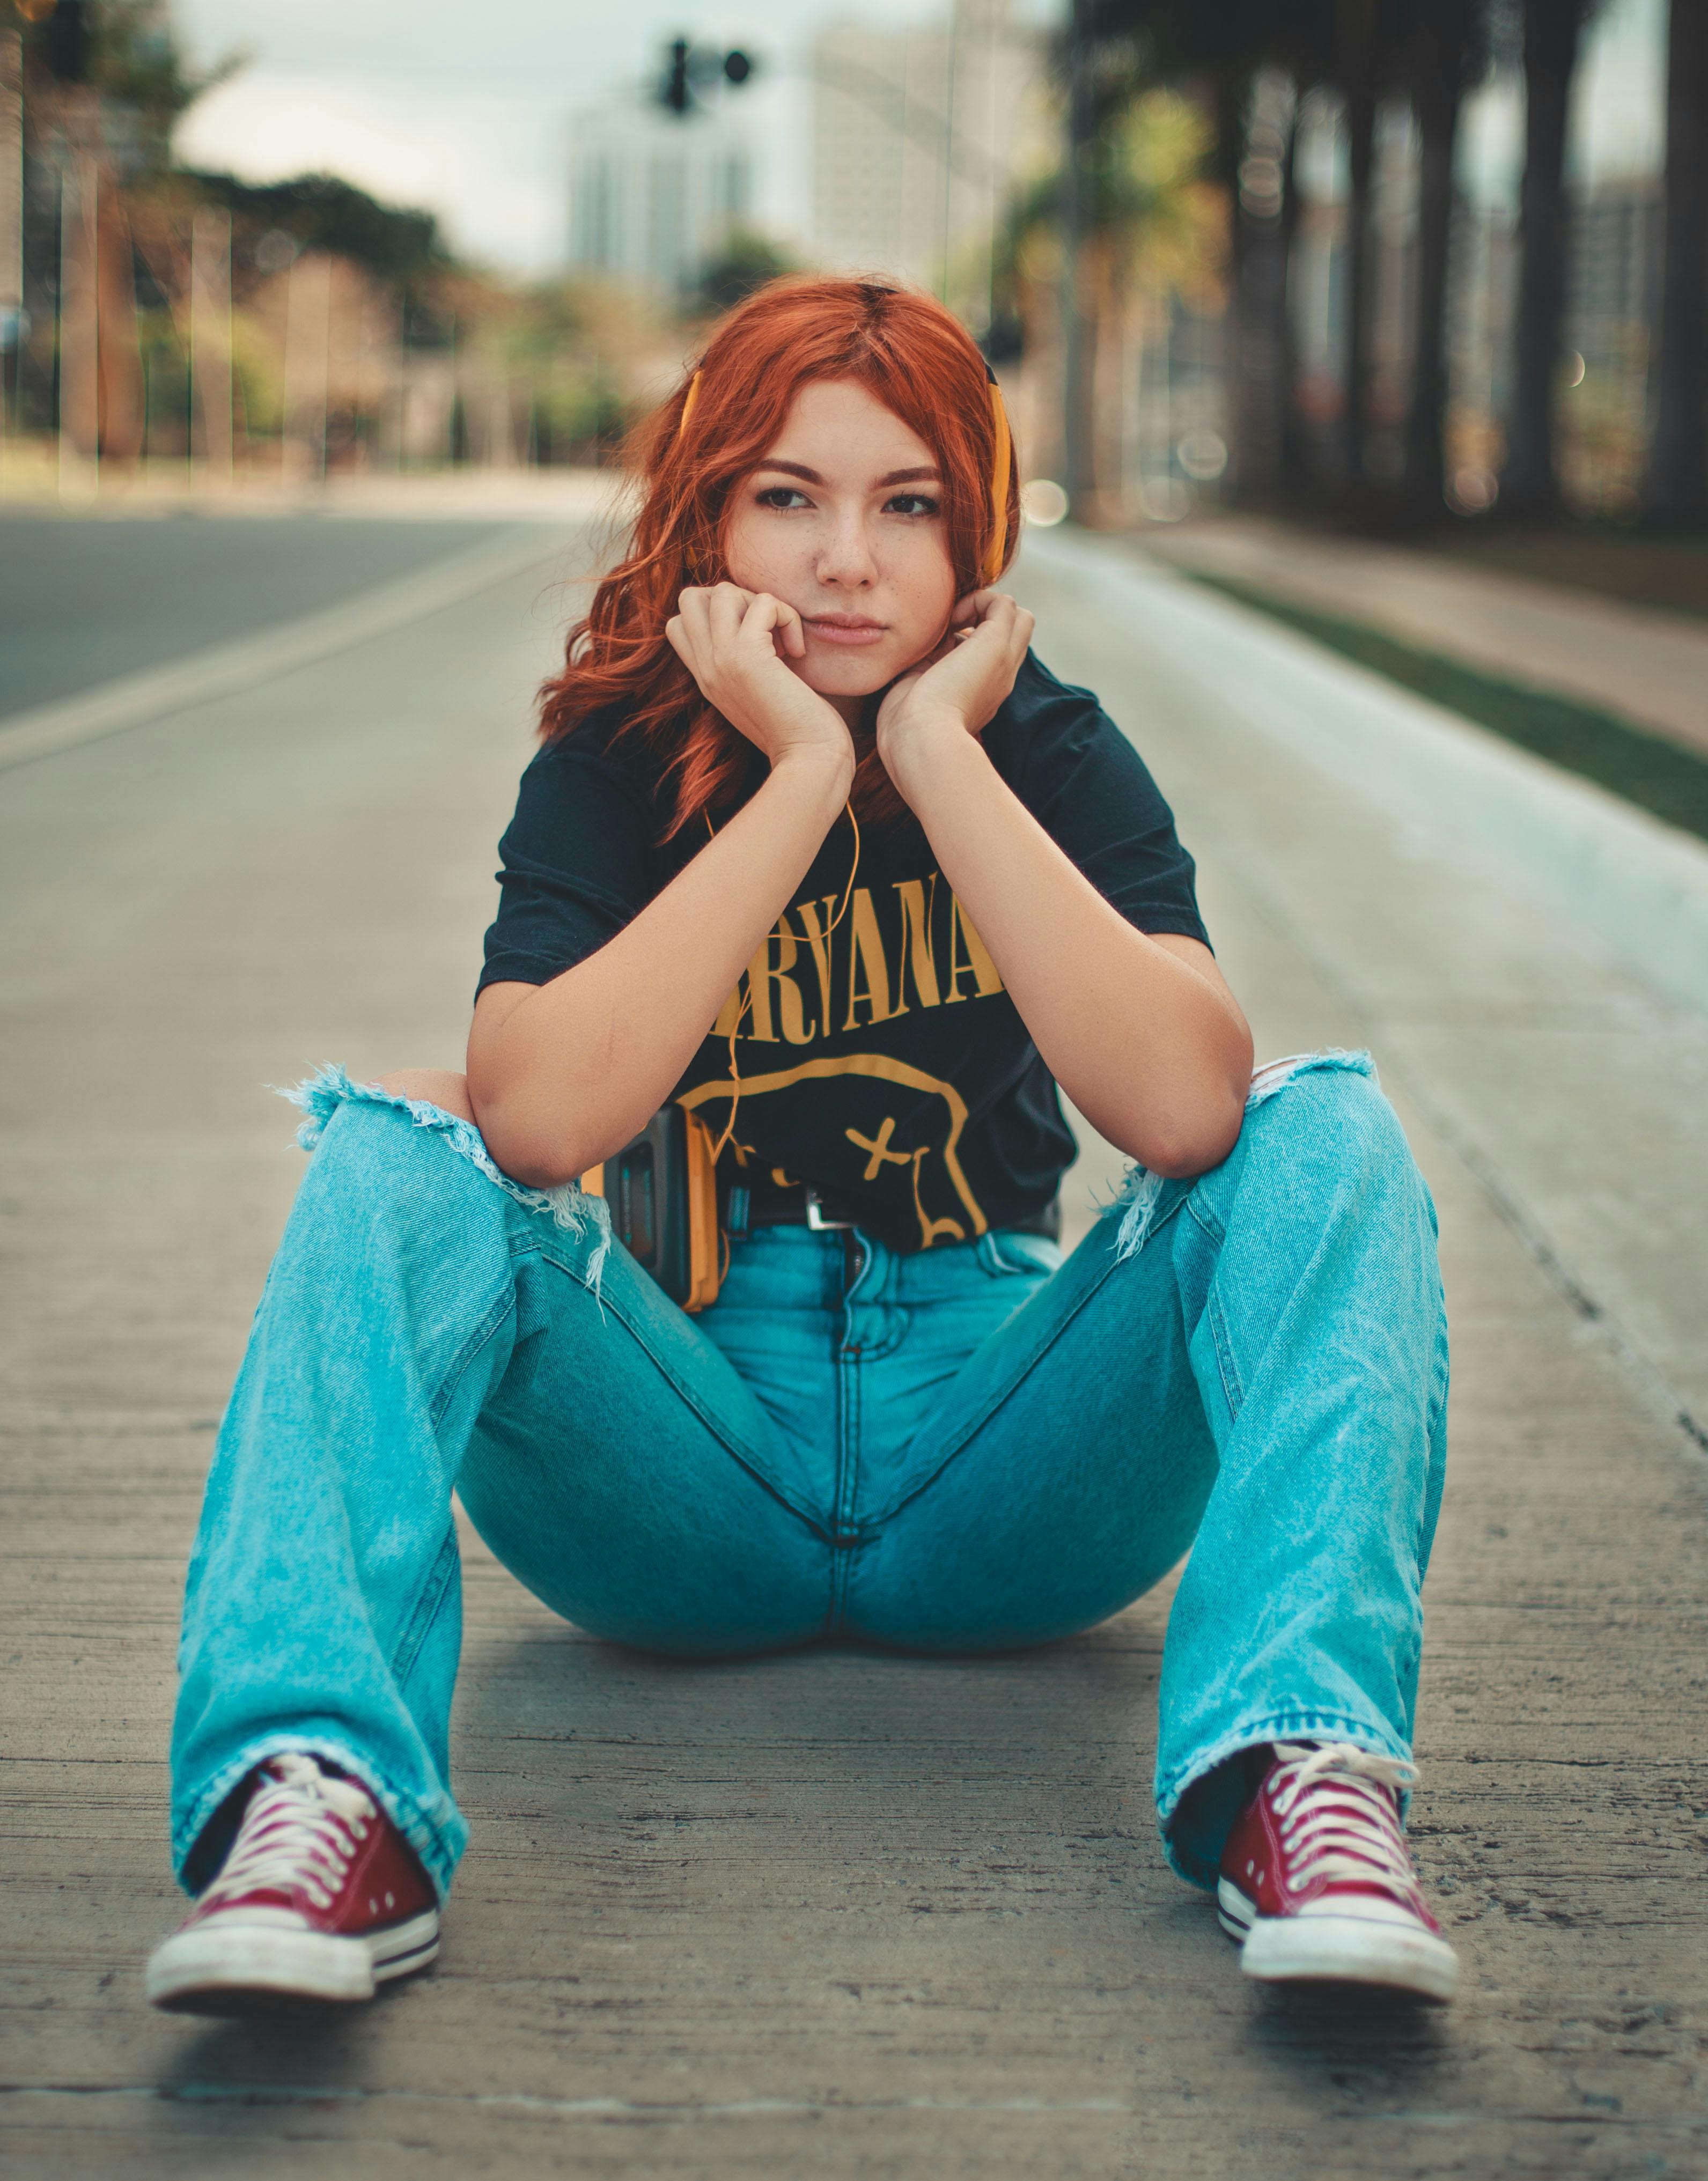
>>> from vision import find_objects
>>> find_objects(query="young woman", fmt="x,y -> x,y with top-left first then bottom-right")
148,278 -> 1456,2014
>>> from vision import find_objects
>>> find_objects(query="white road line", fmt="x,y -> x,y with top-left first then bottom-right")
0,522 -> 580,776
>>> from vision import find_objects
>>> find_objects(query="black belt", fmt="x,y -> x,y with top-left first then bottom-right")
730,1175 -> 1059,1243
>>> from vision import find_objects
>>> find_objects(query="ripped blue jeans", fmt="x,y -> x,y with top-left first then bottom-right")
170,1053 -> 1448,1902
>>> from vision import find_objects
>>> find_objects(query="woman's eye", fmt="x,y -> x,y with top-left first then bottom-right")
885,492 -> 941,518
756,486 -> 811,511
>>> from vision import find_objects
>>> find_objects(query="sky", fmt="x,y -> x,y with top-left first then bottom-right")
172,0 -> 1667,276
172,0 -> 1052,273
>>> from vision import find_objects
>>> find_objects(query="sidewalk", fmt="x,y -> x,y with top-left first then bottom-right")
1140,512 -> 1708,760
2,518 -> 1705,2178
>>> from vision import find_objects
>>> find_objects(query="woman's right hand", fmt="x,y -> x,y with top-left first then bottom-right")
666,584 -> 855,780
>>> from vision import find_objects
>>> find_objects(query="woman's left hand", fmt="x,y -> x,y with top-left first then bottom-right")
873,589 -> 1035,777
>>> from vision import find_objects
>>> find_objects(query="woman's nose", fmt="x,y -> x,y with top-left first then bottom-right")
814,513 -> 878,588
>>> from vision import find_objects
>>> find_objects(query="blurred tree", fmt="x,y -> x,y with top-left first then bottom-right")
1398,0 -> 1484,518
11,0 -> 238,455
1331,0 -> 1402,487
995,65 -> 1219,512
82,0 -> 238,175
1059,1 -> 1323,509
1501,0 -> 1599,518
181,171 -> 451,328
695,229 -> 795,317
1080,0 -> 1338,506
1641,0 -> 1707,527
1074,0 -> 1506,523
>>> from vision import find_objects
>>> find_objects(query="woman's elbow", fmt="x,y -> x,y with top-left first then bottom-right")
1135,1087 -> 1246,1180
468,1091 -> 587,1194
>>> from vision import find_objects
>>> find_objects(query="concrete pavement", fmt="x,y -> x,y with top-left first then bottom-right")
2,510 -> 1705,2177
1142,511 -> 1708,761
0,512 -> 511,719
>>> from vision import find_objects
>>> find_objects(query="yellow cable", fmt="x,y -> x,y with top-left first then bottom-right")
701,798 -> 860,1165
823,800 -> 860,935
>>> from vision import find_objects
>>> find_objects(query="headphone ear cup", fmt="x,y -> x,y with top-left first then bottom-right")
985,381 -> 1013,587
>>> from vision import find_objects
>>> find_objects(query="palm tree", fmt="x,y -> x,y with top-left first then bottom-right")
1641,0 -> 1708,528
1400,0 -> 1482,518
1084,0 -> 1335,506
1333,0 -> 1386,484
1502,0 -> 1596,519
997,57 -> 1217,513
1062,0 -> 1100,511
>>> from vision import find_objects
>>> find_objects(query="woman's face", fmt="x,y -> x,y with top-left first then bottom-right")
722,378 -> 959,709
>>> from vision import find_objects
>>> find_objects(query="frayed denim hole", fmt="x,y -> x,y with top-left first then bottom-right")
1111,1165 -> 1167,1263
1244,1047 -> 1376,1113
276,1063 -> 614,1300
390,1524 -> 459,1689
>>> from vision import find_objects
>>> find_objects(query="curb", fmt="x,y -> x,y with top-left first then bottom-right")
1028,527 -> 1708,1022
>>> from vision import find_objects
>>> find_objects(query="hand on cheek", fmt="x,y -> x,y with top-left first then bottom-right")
874,590 -> 1035,773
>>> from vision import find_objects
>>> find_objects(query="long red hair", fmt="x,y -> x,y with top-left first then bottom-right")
538,277 -> 1020,838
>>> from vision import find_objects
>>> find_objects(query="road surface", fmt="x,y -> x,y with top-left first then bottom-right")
2,504 -> 1705,2179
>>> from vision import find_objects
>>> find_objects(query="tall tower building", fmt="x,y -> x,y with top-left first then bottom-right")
568,101 -> 753,301
809,0 -> 1044,326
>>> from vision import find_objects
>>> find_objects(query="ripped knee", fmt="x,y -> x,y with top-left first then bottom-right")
375,1067 -> 474,1123
278,1064 -> 613,1291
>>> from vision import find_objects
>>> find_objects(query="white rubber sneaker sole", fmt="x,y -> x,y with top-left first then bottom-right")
1217,1879 -> 1458,2004
145,1909 -> 439,2014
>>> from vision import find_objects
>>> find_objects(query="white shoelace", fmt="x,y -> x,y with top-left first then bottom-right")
198,1752 -> 375,1915
1268,1741 -> 1423,1907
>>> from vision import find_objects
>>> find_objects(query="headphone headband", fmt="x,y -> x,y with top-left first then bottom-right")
676,364 -> 1013,586
982,369 -> 1013,587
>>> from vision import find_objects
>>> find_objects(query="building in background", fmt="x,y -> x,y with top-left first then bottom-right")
809,0 -> 1044,331
566,100 -> 753,304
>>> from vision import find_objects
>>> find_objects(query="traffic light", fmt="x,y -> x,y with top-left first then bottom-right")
656,38 -> 759,119
46,0 -> 88,84
662,38 -> 690,116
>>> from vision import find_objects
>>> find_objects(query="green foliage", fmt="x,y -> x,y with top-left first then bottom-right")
531,373 -> 630,466
1193,573 -> 1708,844
993,86 -> 1218,322
21,0 -> 244,177
183,171 -> 451,293
695,231 -> 796,318
92,0 -> 238,122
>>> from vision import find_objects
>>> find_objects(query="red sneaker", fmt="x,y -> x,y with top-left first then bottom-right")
1217,1741 -> 1459,2003
146,1753 -> 439,2013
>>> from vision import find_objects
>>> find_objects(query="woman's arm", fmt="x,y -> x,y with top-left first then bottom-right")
463,587 -> 854,1190
877,599 -> 1253,1179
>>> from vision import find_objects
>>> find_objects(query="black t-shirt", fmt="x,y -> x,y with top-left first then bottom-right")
478,651 -> 1208,1253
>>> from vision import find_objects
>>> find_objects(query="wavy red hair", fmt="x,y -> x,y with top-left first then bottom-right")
538,276 -> 1020,838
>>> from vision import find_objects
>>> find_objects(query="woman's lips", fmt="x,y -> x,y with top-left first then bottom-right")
803,616 -> 888,647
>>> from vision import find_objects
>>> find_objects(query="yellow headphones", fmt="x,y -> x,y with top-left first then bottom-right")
678,366 -> 1014,587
